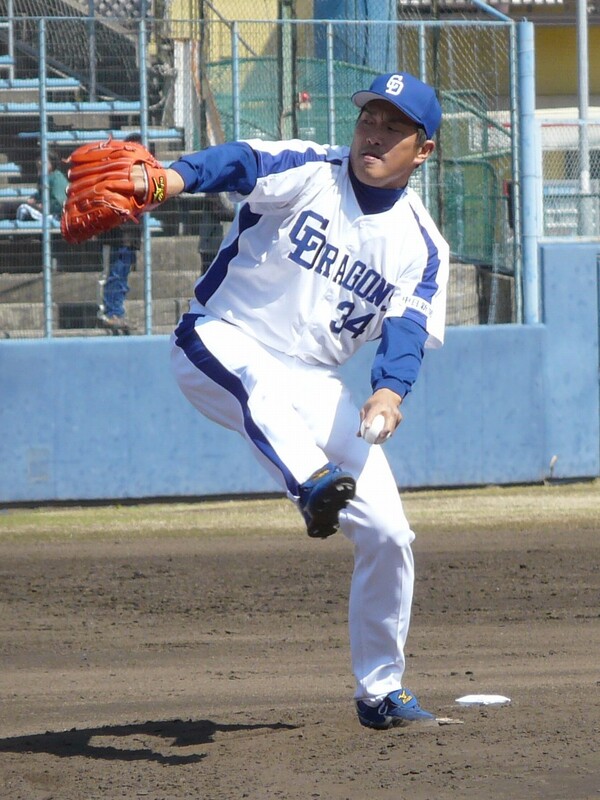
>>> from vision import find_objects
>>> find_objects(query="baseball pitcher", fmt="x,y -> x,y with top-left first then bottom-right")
61,71 -> 449,729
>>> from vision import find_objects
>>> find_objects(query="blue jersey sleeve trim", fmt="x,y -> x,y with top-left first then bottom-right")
410,206 -> 442,306
195,204 -> 262,306
401,306 -> 428,329
371,316 -> 427,398
254,145 -> 342,178
170,142 -> 258,195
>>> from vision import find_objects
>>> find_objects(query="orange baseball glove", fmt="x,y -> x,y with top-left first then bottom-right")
61,137 -> 168,244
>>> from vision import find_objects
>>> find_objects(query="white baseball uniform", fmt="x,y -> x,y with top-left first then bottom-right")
170,138 -> 449,701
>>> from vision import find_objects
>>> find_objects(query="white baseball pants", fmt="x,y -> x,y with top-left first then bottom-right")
171,311 -> 416,701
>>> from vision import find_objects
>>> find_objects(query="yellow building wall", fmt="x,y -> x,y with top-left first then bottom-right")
202,1 -> 281,60
205,0 -> 314,19
167,0 -> 201,38
205,1 -> 279,21
536,26 -> 600,97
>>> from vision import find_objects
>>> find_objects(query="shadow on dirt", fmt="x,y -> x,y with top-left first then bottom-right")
0,718 -> 299,766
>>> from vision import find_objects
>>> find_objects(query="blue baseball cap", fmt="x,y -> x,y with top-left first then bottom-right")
351,72 -> 442,138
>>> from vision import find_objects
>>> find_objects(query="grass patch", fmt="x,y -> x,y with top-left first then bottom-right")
0,497 -> 298,543
0,480 -> 598,543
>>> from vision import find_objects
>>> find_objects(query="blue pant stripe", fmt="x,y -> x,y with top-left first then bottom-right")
174,313 -> 298,494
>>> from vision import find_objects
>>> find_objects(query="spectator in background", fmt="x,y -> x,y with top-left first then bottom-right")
97,133 -> 143,333
16,149 -> 68,223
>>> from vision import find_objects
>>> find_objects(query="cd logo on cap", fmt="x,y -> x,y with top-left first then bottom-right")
386,75 -> 404,96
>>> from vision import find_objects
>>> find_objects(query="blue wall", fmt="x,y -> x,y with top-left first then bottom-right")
1,242 -> 598,503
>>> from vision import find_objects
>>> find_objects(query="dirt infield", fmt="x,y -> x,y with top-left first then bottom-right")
0,482 -> 598,800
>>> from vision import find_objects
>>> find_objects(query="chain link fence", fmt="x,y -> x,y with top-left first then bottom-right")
540,119 -> 600,238
0,3 -> 519,338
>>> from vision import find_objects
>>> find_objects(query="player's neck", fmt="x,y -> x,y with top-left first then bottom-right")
348,163 -> 404,215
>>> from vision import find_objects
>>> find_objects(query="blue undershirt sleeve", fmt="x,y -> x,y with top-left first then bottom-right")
169,142 -> 259,195
371,316 -> 428,399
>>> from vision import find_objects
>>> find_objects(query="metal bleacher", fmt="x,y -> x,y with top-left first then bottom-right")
1,99 -> 142,115
0,161 -> 21,176
17,127 -> 183,144
0,216 -> 162,234
0,77 -> 81,90
0,3 -> 194,337
0,218 -> 61,233
0,184 -> 35,197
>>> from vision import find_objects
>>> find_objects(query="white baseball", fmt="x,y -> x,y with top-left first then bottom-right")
360,414 -> 386,445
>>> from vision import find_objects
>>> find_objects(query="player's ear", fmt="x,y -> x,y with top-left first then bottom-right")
415,139 -> 435,165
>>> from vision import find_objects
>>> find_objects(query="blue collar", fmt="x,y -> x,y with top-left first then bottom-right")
348,163 -> 404,215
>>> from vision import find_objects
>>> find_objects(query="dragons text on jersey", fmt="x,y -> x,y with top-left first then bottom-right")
288,210 -> 396,311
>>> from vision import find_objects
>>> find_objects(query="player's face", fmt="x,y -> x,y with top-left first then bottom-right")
350,100 -> 435,189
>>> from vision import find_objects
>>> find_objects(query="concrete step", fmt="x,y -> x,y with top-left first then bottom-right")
0,234 -> 205,274
149,234 -> 204,271
0,297 -> 186,339
0,270 -> 198,303
0,236 -> 108,274
0,301 -> 45,335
